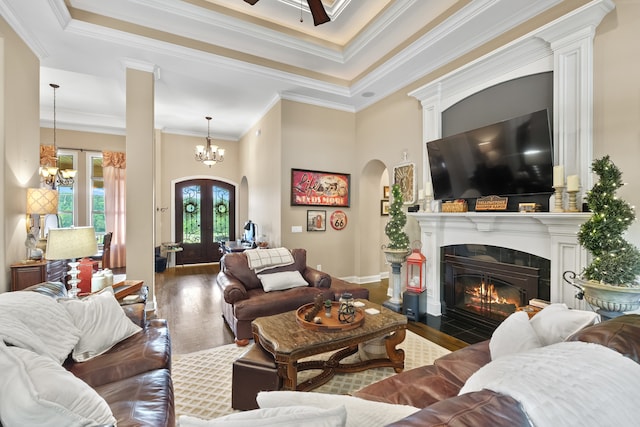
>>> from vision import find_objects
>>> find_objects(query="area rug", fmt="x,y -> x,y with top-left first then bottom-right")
173,330 -> 450,420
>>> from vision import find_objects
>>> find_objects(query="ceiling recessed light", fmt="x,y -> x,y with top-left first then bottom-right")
362,91 -> 375,98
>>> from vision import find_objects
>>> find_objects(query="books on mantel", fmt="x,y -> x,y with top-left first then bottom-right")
529,298 -> 551,309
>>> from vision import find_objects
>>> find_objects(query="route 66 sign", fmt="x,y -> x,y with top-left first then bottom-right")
330,210 -> 348,230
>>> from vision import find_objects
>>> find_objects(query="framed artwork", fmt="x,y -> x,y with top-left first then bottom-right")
381,200 -> 390,216
291,169 -> 350,207
330,210 -> 348,230
393,163 -> 416,205
383,185 -> 390,199
307,210 -> 326,231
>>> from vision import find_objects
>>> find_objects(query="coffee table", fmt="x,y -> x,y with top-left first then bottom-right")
251,300 -> 407,391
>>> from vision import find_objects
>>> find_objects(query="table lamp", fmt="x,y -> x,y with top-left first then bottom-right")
46,226 -> 98,298
25,188 -> 59,259
26,188 -> 58,234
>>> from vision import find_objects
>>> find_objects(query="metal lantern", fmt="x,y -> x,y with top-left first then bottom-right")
406,246 -> 427,292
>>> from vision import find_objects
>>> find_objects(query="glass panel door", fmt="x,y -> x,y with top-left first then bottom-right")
175,179 -> 235,264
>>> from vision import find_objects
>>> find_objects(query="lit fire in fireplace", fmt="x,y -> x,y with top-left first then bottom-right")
463,280 -> 519,317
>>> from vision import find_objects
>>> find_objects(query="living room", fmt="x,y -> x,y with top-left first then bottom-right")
2,0 -> 639,304
2,0 -> 640,425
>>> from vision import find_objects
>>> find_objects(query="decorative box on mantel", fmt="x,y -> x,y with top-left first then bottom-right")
409,212 -> 590,317
441,200 -> 468,213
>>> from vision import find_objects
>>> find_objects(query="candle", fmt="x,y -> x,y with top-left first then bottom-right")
425,181 -> 433,197
553,165 -> 564,187
567,175 -> 580,192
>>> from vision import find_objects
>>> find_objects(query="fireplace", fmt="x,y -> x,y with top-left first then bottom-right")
411,212 -> 589,319
443,247 -> 546,328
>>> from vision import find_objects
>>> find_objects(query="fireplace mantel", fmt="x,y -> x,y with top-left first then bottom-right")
411,212 -> 590,315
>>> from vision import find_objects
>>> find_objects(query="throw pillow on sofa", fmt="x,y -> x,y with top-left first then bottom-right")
59,286 -> 142,362
257,390 -> 420,427
489,304 -> 599,360
489,311 -> 542,360
257,270 -> 309,292
0,342 -> 115,426
179,405 -> 346,427
0,291 -> 80,364
529,303 -> 599,346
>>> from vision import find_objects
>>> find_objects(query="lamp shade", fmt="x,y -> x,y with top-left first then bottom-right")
46,226 -> 97,260
26,188 -> 58,214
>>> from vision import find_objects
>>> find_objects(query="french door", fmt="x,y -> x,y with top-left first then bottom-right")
175,179 -> 235,264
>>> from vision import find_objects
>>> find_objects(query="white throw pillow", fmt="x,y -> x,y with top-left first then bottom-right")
0,342 -> 115,426
257,391 -> 420,427
0,291 -> 80,364
258,270 -> 309,292
179,405 -> 346,427
59,286 -> 142,362
529,303 -> 599,346
489,311 -> 542,360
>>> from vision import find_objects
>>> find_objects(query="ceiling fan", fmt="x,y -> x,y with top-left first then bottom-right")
243,0 -> 330,26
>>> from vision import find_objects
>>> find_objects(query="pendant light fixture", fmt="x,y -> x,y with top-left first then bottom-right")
40,83 -> 77,187
194,116 -> 225,167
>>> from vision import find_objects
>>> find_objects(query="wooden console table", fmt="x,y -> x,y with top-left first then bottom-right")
10,259 -> 67,291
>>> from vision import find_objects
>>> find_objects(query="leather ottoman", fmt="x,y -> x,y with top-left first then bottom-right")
232,343 -> 282,410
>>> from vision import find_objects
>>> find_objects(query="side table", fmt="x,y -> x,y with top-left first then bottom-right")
162,243 -> 183,268
10,259 -> 67,291
113,280 -> 144,300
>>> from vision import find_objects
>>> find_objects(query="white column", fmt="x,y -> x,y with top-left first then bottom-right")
125,62 -> 157,310
415,217 -> 443,315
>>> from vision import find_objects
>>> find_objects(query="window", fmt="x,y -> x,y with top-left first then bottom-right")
88,153 -> 106,235
57,150 -> 77,227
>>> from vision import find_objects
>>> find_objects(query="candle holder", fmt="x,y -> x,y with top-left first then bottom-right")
553,185 -> 565,212
567,190 -> 580,212
424,195 -> 433,213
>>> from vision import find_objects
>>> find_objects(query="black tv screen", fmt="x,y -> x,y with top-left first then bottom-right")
427,109 -> 554,200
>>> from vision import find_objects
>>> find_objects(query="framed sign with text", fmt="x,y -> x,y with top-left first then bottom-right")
291,169 -> 350,207
393,163 -> 416,205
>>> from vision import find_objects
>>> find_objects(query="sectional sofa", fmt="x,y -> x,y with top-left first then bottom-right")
0,281 -> 174,427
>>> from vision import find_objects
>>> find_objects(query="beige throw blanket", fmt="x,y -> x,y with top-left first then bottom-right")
460,341 -> 640,427
245,248 -> 294,273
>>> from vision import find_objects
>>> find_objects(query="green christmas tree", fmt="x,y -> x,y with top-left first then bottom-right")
578,155 -> 640,286
384,184 -> 410,250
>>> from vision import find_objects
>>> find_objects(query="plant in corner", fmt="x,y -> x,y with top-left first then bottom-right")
382,184 -> 411,312
574,156 -> 640,312
384,184 -> 410,253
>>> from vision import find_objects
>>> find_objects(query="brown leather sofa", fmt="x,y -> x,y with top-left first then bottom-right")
217,248 -> 370,343
353,314 -> 640,426
26,281 -> 174,427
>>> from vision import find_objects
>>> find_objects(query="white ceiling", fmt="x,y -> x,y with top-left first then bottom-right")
0,0 -> 561,141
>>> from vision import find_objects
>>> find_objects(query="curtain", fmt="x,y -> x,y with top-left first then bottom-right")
103,151 -> 126,268
40,145 -> 56,167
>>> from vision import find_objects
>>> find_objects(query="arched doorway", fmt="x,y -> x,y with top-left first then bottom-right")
175,179 -> 236,264
358,160 -> 389,280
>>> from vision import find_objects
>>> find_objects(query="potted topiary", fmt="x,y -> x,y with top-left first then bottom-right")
382,184 -> 411,311
571,155 -> 640,312
383,184 -> 411,262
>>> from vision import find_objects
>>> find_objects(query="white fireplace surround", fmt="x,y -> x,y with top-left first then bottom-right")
411,212 -> 590,315
408,1 -> 614,316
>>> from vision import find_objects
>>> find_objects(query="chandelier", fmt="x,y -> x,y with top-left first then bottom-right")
195,116 -> 225,167
40,83 -> 77,187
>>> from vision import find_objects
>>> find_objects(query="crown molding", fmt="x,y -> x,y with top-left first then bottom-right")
0,0 -> 49,58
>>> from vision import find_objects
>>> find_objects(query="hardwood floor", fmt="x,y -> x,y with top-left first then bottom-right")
153,264 -> 468,355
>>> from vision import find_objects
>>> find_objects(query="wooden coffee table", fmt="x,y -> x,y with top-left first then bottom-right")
252,300 -> 407,391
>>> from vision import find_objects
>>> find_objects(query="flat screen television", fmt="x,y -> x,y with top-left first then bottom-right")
427,109 -> 554,201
